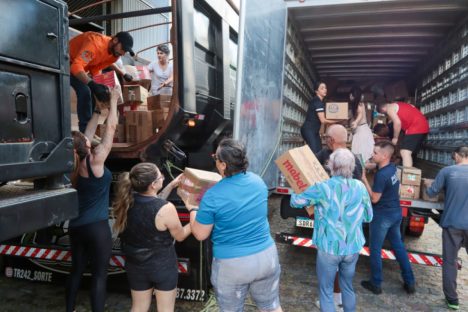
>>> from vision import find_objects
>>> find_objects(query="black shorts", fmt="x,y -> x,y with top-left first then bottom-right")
401,133 -> 426,152
125,262 -> 178,291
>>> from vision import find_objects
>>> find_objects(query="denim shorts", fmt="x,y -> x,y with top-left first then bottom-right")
211,244 -> 281,312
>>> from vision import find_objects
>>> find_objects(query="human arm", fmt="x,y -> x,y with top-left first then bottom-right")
425,170 -> 446,197
350,103 -> 364,129
386,104 -> 402,145
91,86 -> 119,164
361,172 -> 382,204
361,185 -> 373,223
317,112 -> 338,125
290,184 -> 322,208
111,63 -> 133,82
158,174 -> 183,200
157,203 -> 191,242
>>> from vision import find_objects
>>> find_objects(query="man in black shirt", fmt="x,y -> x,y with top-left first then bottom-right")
316,124 -> 363,180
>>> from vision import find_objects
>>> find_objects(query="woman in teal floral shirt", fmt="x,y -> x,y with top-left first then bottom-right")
291,148 -> 372,312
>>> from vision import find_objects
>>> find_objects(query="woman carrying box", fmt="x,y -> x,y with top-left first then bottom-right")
185,138 -> 283,312
301,81 -> 338,154
113,163 -> 191,312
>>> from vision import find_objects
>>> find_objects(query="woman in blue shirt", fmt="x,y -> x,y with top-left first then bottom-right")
185,139 -> 283,312
291,148 -> 373,312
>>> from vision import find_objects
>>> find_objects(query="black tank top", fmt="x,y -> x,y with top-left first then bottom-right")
121,194 -> 176,266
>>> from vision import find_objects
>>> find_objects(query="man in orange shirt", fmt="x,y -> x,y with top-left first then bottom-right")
70,31 -> 134,132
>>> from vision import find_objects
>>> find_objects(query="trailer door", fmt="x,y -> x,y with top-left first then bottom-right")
234,0 -> 286,188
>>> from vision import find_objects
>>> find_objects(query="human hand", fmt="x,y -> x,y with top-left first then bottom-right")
123,73 -> 133,82
170,174 -> 184,188
391,137 -> 398,145
88,80 -> 110,102
423,179 -> 433,188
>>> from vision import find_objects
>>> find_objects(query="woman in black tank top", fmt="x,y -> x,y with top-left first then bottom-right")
113,163 -> 191,312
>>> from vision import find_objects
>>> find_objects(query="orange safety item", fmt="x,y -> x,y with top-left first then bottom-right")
69,32 -> 119,77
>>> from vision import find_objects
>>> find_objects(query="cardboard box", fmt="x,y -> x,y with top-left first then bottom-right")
147,95 -> 172,110
125,111 -> 153,143
70,87 -> 77,114
399,166 -> 422,186
151,108 -> 170,130
400,184 -> 420,199
177,167 -> 222,206
123,85 -> 149,103
124,65 -> 151,90
93,71 -> 124,104
325,102 -> 348,120
275,145 -> 329,194
421,178 -> 443,202
97,124 -> 126,143
118,101 -> 148,115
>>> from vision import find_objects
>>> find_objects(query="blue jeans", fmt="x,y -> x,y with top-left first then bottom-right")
369,212 -> 415,287
316,250 -> 359,312
71,75 -> 95,132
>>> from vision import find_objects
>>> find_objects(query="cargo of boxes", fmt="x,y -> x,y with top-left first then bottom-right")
325,102 -> 348,120
125,111 -> 153,143
123,85 -> 149,104
147,95 -> 172,110
397,166 -> 422,199
96,124 -> 126,143
275,145 -> 329,194
124,65 -> 151,90
177,168 -> 222,206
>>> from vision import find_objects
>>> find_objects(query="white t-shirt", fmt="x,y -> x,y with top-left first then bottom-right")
148,61 -> 173,95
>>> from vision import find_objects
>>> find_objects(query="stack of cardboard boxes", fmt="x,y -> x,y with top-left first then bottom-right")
70,66 -> 172,144
397,166 -> 422,199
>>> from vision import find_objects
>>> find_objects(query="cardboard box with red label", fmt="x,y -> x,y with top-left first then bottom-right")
93,71 -> 124,104
177,168 -> 222,206
275,145 -> 329,194
400,184 -> 420,199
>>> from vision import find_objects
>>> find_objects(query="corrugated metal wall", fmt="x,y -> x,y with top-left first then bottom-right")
112,0 -> 171,62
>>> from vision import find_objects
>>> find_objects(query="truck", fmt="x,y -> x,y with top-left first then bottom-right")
1,0 -> 239,301
234,0 -> 467,266
1,0 -> 467,301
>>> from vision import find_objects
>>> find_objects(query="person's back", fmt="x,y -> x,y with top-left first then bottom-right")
198,171 -> 273,259
121,194 -> 176,266
69,32 -> 117,77
372,163 -> 400,213
427,164 -> 468,229
396,102 -> 429,135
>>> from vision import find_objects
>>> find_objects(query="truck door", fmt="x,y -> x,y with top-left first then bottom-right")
234,0 -> 287,188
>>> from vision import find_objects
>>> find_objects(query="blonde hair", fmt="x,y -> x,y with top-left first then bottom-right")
112,162 -> 161,233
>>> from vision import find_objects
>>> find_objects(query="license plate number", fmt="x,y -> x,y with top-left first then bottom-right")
296,217 -> 314,228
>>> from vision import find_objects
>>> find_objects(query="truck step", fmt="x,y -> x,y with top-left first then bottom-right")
0,187 -> 78,241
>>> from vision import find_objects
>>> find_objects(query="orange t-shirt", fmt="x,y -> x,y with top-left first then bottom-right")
69,32 -> 118,77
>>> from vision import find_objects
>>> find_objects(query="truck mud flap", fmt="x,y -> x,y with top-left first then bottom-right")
276,232 -> 462,270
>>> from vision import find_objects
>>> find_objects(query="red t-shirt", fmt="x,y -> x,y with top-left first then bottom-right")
396,102 -> 429,135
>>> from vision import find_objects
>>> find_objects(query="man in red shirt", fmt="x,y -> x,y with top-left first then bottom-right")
377,101 -> 429,167
70,31 -> 134,132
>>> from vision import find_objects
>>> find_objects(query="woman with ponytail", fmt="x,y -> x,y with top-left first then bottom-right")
184,138 -> 283,312
113,163 -> 190,312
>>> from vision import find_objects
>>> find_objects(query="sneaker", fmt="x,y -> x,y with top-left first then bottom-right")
446,298 -> 459,310
314,299 -> 344,312
361,280 -> 382,295
403,283 -> 416,294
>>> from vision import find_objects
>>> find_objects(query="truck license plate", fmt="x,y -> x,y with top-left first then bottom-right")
296,217 -> 314,228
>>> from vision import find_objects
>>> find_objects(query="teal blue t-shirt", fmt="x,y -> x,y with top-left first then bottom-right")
196,171 -> 273,259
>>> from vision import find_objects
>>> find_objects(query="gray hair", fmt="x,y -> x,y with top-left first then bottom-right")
329,148 -> 355,179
